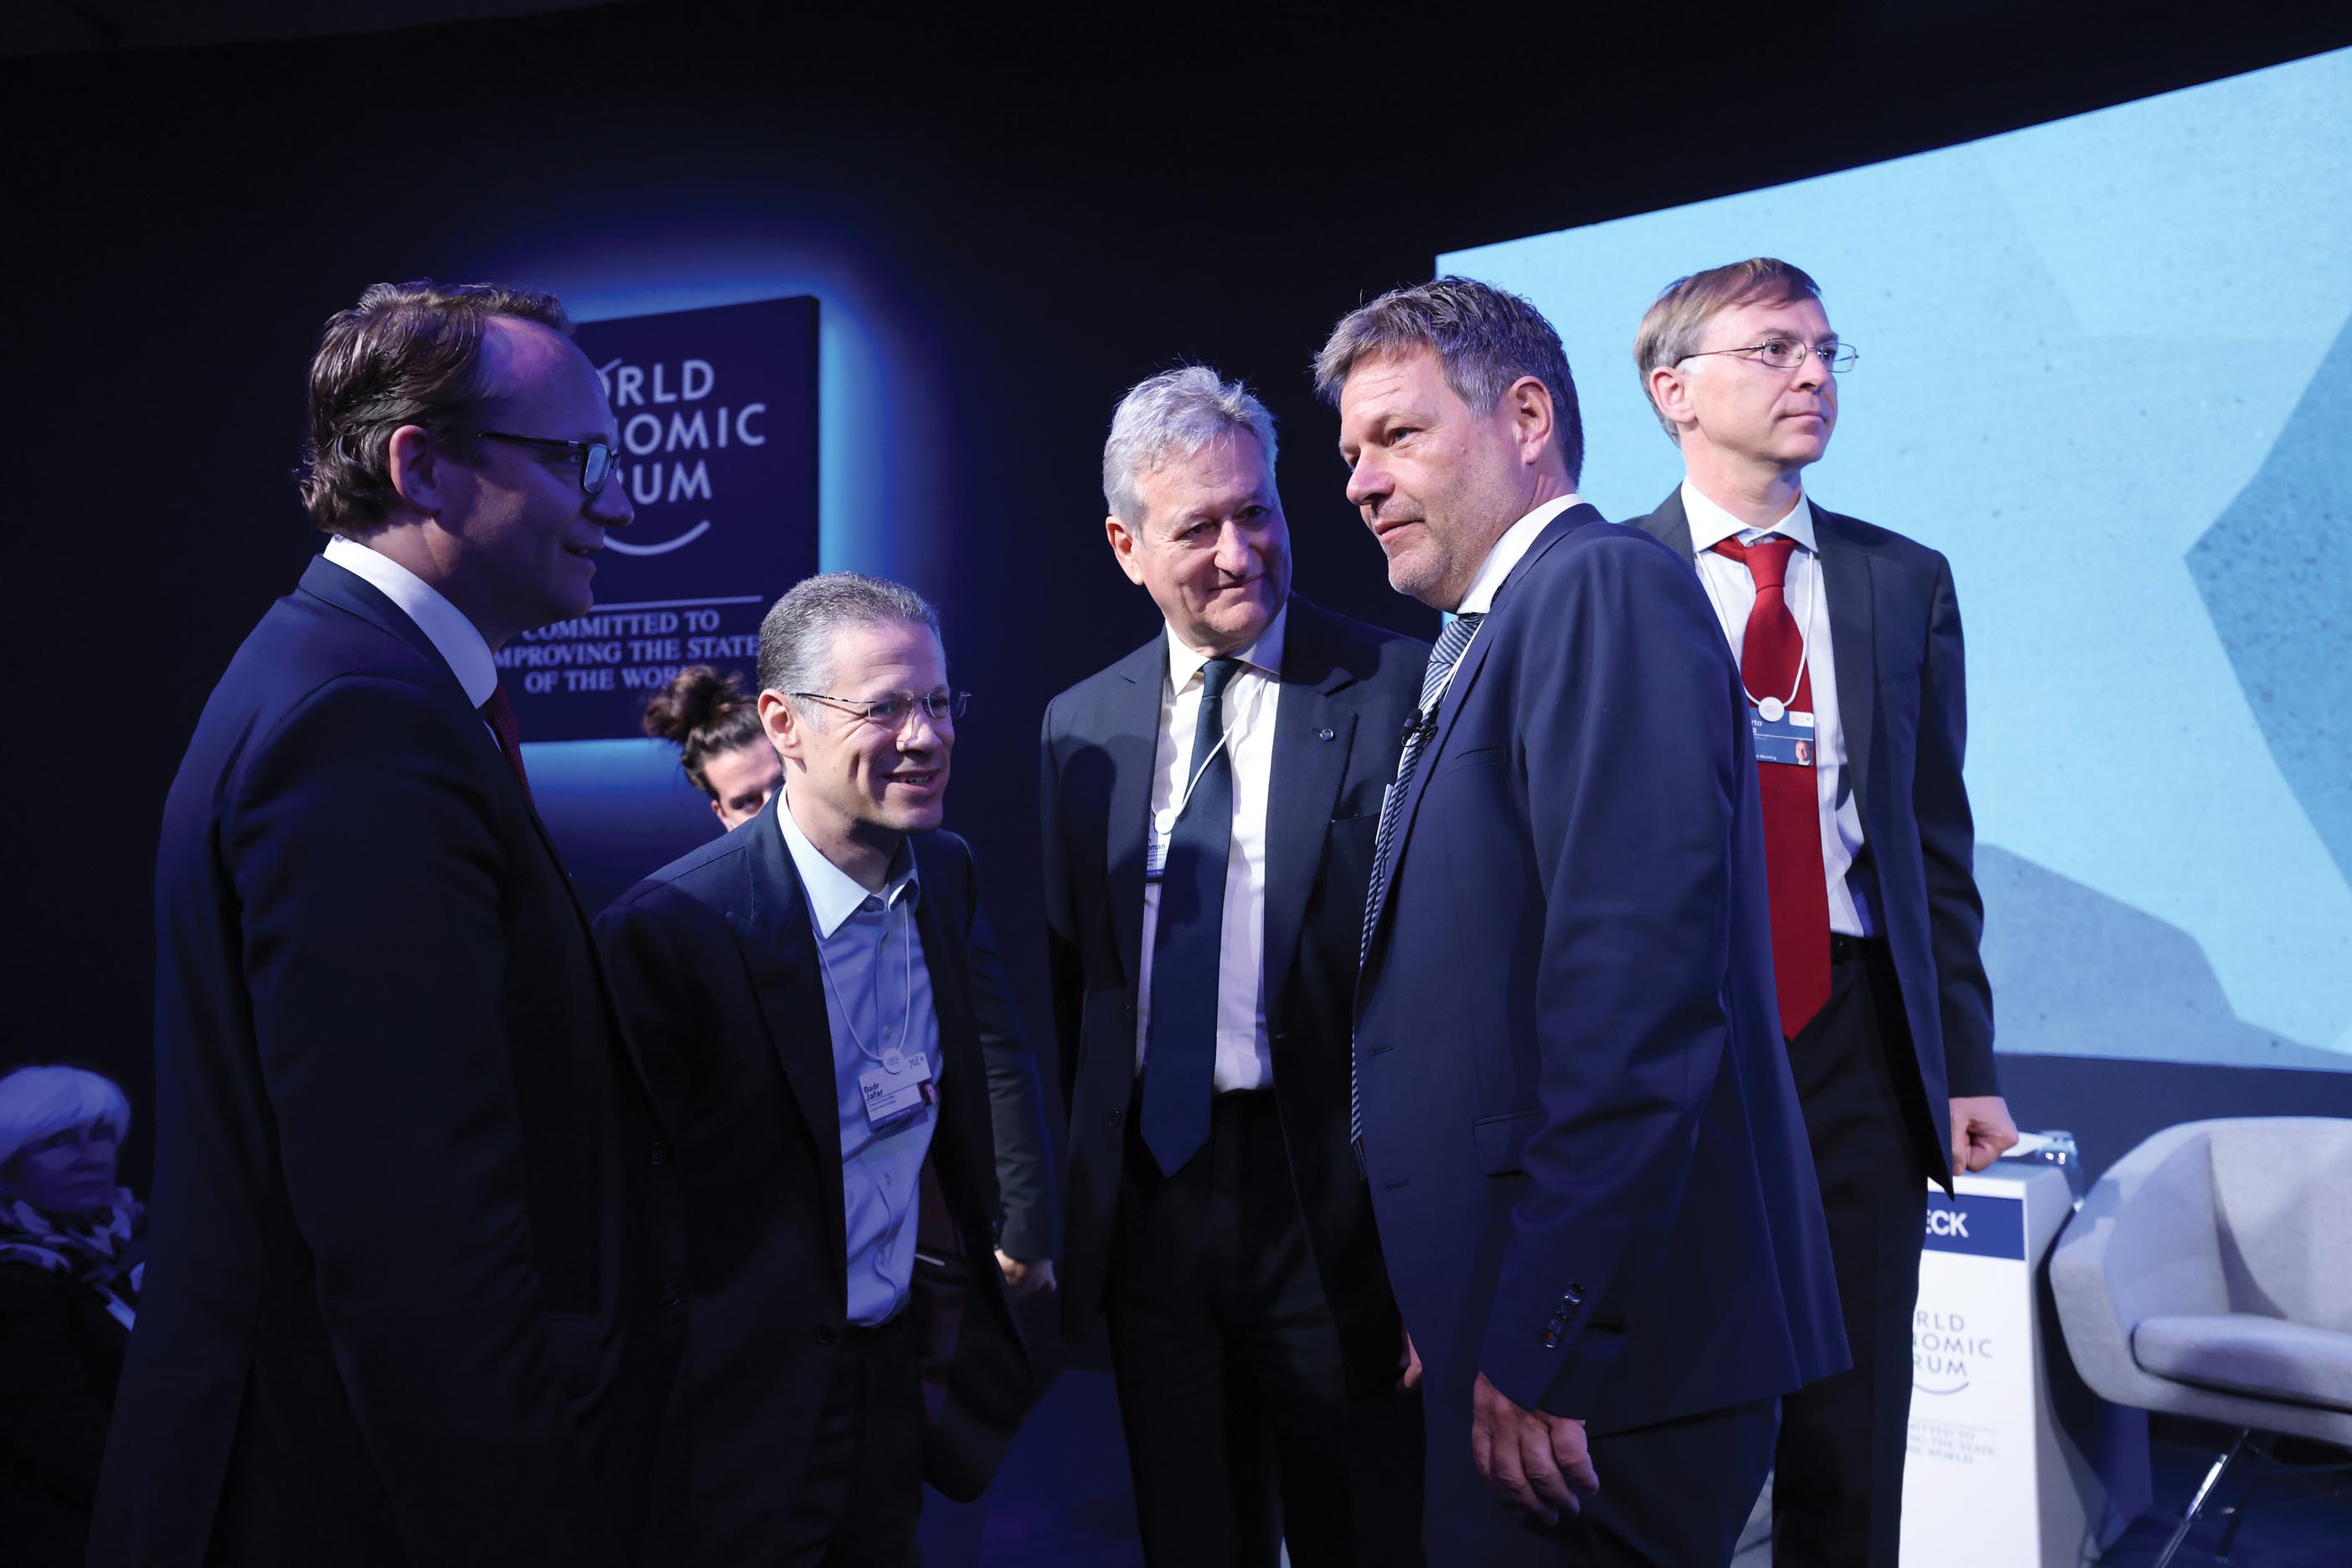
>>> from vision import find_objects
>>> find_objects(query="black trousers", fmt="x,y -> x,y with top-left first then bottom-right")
1421,1393 -> 1777,1565
1104,1088 -> 1421,1567
778,1310 -> 926,1568
1772,935 -> 1934,1567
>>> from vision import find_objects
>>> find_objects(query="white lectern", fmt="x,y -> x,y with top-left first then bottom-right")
1899,1160 -> 2111,1566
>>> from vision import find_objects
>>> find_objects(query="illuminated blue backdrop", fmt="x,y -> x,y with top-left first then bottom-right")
1443,49 -> 2352,1071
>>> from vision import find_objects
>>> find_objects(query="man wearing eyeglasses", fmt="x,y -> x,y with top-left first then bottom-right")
1630,258 -> 2017,1567
596,573 -> 1038,1565
97,281 -> 679,1567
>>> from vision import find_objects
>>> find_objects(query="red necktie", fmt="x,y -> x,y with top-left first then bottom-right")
1711,534 -> 1830,1037
479,682 -> 535,804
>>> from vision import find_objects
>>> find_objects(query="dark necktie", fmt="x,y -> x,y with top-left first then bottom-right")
479,681 -> 535,805
1139,656 -> 1243,1175
1352,611 -> 1483,1151
1710,534 -> 1830,1036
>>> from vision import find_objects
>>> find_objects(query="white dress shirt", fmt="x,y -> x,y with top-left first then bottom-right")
1132,606 -> 1287,1092
1681,482 -> 1875,936
322,534 -> 498,707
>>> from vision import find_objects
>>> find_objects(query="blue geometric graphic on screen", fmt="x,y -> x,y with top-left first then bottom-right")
2187,307 -> 2352,893
1442,48 -> 2352,1066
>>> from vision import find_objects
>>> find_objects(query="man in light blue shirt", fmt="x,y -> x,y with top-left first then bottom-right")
597,572 -> 1041,1565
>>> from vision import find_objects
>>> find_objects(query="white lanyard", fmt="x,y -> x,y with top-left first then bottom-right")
812,893 -> 916,1071
1703,538 -> 1817,719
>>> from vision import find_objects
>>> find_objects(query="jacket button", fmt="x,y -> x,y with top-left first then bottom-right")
650,1139 -> 668,1167
1109,1107 -> 1123,1126
1317,726 -> 1335,741
1541,1329 -> 1560,1349
816,1325 -> 838,1346
661,1282 -> 683,1310
1563,1282 -> 1585,1306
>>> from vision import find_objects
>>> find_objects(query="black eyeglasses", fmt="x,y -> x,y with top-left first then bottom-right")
791,690 -> 970,730
468,430 -> 623,496
1676,338 -> 1859,374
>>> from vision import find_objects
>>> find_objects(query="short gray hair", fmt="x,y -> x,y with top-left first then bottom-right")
756,573 -> 941,724
1102,365 -> 1280,528
1313,276 -> 1583,486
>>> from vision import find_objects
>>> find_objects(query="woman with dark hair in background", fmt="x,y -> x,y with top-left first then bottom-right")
0,1064 -> 144,1565
643,664 -> 781,831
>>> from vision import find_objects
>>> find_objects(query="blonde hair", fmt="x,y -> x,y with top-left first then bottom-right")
0,1064 -> 131,1173
1632,258 -> 1823,442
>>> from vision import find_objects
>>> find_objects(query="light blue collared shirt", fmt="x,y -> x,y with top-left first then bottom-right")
776,796 -> 941,1325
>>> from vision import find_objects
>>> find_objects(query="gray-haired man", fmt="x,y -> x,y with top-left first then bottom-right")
1043,367 -> 1429,1565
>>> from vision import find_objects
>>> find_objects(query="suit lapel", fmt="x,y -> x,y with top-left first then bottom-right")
735,797 -> 848,1266
909,850 -> 995,1218
1816,509 -> 1878,817
1366,504 -> 1605,967
1641,487 -> 1696,559
1103,638 -> 1165,1001
302,554 -> 663,1100
1261,598 -> 1358,1029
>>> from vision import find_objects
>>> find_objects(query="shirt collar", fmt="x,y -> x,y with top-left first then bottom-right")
1164,600 -> 1289,694
1457,493 -> 1586,615
775,789 -> 921,939
1681,481 -> 1816,555
322,534 -> 500,708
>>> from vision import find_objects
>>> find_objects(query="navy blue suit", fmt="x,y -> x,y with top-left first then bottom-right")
1632,489 -> 1999,1565
95,555 -> 678,1568
1354,508 -> 1845,1563
594,797 -> 1031,1563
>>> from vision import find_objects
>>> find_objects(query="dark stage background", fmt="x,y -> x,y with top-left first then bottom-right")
8,0 -> 2350,1197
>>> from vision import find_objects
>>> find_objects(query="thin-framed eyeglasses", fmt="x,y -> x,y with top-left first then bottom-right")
467,430 -> 623,496
791,690 -> 970,731
1676,338 -> 1859,374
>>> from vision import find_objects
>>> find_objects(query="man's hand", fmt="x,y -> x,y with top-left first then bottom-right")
995,1250 -> 1057,1297
1470,1372 -> 1598,1525
1400,1331 -> 1423,1391
1949,1095 -> 2020,1178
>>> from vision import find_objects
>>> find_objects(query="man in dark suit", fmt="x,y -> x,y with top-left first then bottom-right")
1043,367 -> 1428,1565
95,281 -> 678,1566
1317,278 -> 1847,1565
1630,258 -> 2017,1566
596,573 -> 1034,1565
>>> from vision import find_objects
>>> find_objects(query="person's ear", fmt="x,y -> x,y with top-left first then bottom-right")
385,424 -> 451,513
758,690 -> 805,767
1647,364 -> 1699,438
1501,375 -> 1555,467
1106,513 -> 1148,585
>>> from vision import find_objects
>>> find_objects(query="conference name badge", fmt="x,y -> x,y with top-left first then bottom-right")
1750,701 -> 1818,769
859,1051 -> 936,1133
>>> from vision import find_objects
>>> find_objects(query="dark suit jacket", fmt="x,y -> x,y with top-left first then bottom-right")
593,797 -> 1032,1561
1355,507 -> 1847,1440
95,555 -> 676,1568
1042,594 -> 1429,1394
1631,489 -> 1999,1176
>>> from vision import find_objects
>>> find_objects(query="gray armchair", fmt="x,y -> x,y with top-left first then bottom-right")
2050,1117 -> 2352,1563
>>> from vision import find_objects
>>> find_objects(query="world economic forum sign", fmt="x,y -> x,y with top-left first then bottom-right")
498,297 -> 820,742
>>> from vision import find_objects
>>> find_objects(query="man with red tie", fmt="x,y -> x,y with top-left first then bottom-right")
1629,258 -> 2019,1566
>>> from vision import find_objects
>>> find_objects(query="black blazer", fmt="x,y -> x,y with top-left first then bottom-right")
95,556 -> 677,1568
1040,594 -> 1429,1393
1631,489 -> 1999,1176
594,797 -> 1032,1562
